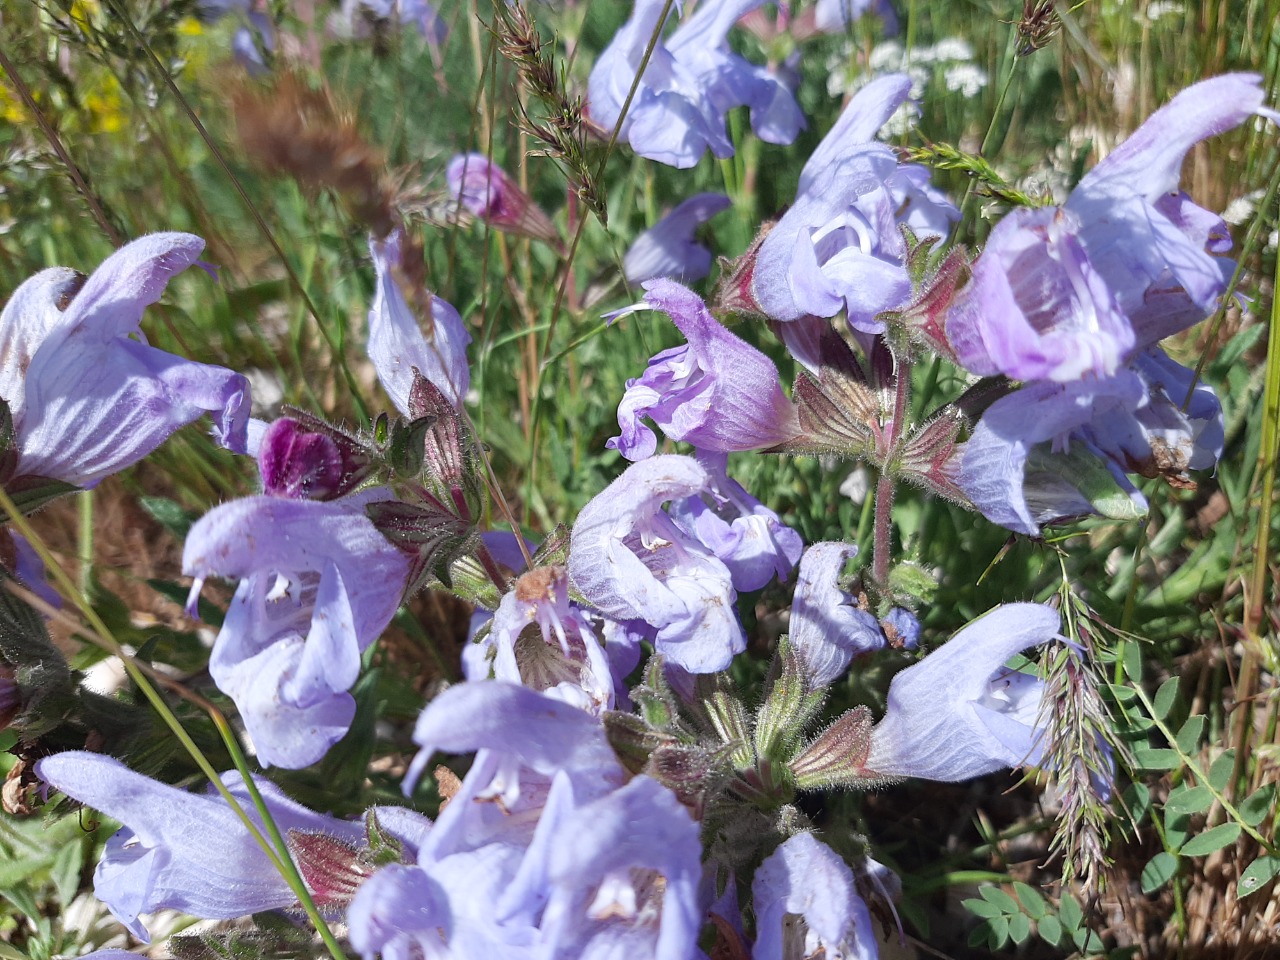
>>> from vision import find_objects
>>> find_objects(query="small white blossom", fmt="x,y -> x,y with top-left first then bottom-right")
944,63 -> 988,97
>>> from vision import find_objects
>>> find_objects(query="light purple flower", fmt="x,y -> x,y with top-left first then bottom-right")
568,455 -> 746,673
183,492 -> 410,768
406,681 -> 624,802
588,0 -> 803,169
1081,346 -> 1224,479
1067,74 -> 1277,326
446,154 -> 560,245
864,603 -> 1059,781
34,752 -> 365,941
752,832 -> 877,960
958,373 -> 1149,536
670,450 -> 803,592
787,542 -> 884,688
368,229 -> 471,411
534,775 -> 703,960
476,565 -> 618,713
944,206 -> 1134,383
623,192 -> 731,285
608,279 -> 800,461
812,0 -> 899,34
751,75 -> 958,331
347,863 -> 453,960
0,234 -> 250,487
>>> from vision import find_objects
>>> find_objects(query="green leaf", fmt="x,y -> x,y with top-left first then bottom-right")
1132,746 -> 1180,771
963,897 -> 1002,919
1237,856 -> 1280,898
1009,912 -> 1032,944
1123,782 -> 1152,823
1104,683 -> 1138,705
1179,822 -> 1241,857
139,495 -> 197,540
978,885 -> 1020,914
1013,881 -> 1047,919
1209,750 -> 1236,792
987,915 -> 1010,949
1165,784 -> 1213,816
1175,715 -> 1206,754
1059,893 -> 1083,931
1153,677 -> 1181,720
968,920 -> 995,948
51,837 -> 83,908
1123,641 -> 1142,681
1140,852 -> 1178,893
1240,783 -> 1275,828
1038,914 -> 1063,946
1073,928 -> 1105,952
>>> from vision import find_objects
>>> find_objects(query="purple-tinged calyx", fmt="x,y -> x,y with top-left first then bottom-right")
608,279 -> 801,461
864,603 -> 1060,781
446,153 -> 560,246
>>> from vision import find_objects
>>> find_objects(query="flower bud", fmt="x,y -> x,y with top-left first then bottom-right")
446,153 -> 560,247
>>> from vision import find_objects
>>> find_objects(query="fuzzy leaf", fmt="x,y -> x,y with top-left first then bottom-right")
1058,893 -> 1083,931
1013,881 -> 1047,919
1165,784 -> 1213,816
1133,746 -> 1180,771
1208,750 -> 1236,793
963,898 -> 1003,920
1008,913 -> 1032,944
1037,915 -> 1062,946
979,885 -> 1020,915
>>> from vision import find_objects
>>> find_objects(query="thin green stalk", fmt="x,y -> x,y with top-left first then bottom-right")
77,490 -> 93,598
0,491 -> 348,960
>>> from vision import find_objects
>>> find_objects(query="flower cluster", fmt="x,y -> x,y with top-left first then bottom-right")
4,4 -> 1269,959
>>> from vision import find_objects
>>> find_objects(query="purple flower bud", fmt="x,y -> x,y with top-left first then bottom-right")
258,417 -> 344,499
623,193 -> 731,286
865,603 -> 1060,781
446,154 -> 560,246
0,233 -> 250,487
608,279 -> 800,461
882,607 -> 919,650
